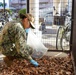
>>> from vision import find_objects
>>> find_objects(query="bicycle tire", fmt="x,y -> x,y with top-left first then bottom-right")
56,26 -> 63,50
61,31 -> 70,51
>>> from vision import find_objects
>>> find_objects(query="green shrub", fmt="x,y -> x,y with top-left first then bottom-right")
6,9 -> 12,15
18,8 -> 26,14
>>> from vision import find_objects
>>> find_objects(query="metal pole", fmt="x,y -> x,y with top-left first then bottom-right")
3,0 -> 5,19
71,0 -> 76,74
27,0 -> 29,13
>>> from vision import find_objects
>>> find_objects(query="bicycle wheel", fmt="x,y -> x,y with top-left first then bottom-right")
61,31 -> 70,51
56,26 -> 64,50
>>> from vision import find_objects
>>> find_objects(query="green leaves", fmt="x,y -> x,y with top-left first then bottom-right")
18,8 -> 26,15
0,2 -> 7,7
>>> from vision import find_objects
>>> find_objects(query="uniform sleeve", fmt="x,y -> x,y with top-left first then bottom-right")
14,25 -> 33,60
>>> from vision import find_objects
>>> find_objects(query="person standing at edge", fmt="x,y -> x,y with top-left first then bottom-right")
0,13 -> 39,67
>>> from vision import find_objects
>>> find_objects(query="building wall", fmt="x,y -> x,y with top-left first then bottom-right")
53,0 -> 68,16
10,0 -> 53,9
10,0 -> 26,9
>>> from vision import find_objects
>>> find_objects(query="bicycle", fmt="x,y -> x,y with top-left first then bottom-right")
0,12 -> 11,32
56,13 -> 71,51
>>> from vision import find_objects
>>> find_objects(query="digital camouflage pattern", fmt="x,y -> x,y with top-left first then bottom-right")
0,21 -> 33,60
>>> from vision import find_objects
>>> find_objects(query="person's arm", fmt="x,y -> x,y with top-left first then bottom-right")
14,25 -> 39,67
14,25 -> 32,60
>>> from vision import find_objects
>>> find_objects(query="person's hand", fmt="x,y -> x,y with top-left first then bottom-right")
30,59 -> 39,67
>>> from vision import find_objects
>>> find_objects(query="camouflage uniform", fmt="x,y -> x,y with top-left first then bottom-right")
0,21 -> 33,60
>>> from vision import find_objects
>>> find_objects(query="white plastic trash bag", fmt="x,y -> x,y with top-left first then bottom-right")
27,30 -> 48,58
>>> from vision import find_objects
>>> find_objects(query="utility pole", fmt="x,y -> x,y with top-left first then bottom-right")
27,0 -> 29,13
3,0 -> 6,19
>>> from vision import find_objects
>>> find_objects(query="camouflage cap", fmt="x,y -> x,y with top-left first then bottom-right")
19,13 -> 35,29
